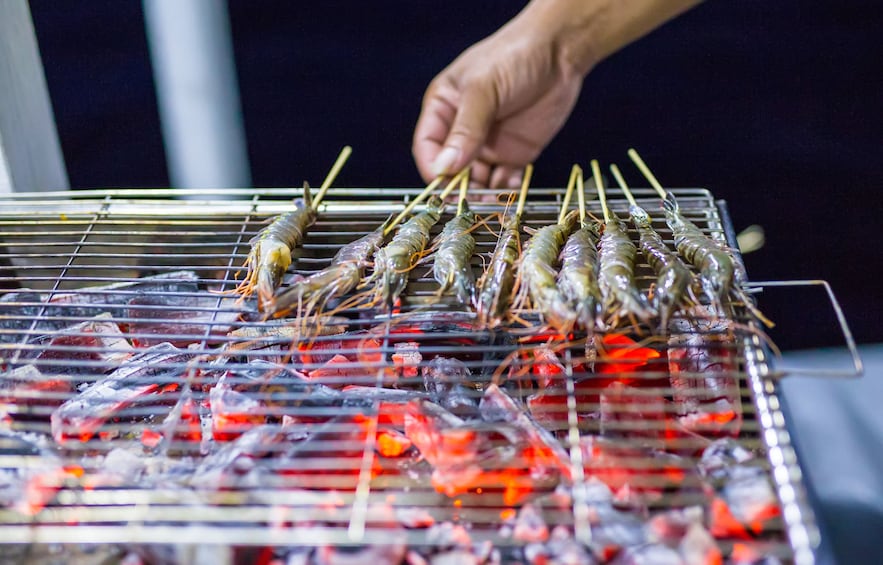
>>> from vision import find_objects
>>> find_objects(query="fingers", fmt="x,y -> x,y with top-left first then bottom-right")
413,78 -> 498,183
435,84 -> 497,176
489,165 -> 523,190
412,92 -> 456,183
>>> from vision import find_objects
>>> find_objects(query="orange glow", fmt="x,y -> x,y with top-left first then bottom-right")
597,334 -> 660,374
377,430 -> 411,457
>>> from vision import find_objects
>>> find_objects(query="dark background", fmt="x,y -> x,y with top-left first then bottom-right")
29,1 -> 883,350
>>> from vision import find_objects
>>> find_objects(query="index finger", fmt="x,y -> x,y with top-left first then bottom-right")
412,95 -> 457,183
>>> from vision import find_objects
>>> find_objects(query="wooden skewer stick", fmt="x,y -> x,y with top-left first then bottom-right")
457,168 -> 470,216
627,148 -> 667,200
557,164 -> 581,225
576,166 -> 587,224
384,176 -> 444,236
384,168 -> 468,237
591,159 -> 610,223
439,167 -> 468,201
312,145 -> 353,209
514,164 -> 533,221
610,164 -> 638,208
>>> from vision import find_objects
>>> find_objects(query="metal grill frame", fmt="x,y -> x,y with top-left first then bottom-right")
0,187 -> 818,563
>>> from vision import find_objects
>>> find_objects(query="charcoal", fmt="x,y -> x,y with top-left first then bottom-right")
513,503 -> 550,543
227,359 -> 341,411
422,358 -> 480,418
608,543 -> 684,564
50,342 -> 193,444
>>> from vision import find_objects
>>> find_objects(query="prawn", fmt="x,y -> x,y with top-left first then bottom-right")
611,164 -> 697,332
663,195 -> 773,327
432,180 -> 477,305
475,165 -> 532,329
515,212 -> 577,334
270,220 -> 389,322
592,160 -> 657,329
557,167 -> 602,333
235,183 -> 316,311
234,146 -> 352,311
514,166 -> 582,334
627,148 -> 773,327
369,195 -> 445,309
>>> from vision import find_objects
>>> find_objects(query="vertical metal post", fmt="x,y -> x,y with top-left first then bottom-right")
0,0 -> 69,193
143,0 -> 251,191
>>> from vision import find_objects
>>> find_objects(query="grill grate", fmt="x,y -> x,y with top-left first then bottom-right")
0,188 -> 815,564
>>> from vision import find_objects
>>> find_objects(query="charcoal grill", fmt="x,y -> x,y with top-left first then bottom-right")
0,186 -> 853,564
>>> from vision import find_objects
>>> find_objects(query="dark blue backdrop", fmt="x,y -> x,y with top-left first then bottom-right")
29,1 -> 883,350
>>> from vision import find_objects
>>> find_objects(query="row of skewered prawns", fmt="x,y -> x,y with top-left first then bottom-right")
235,148 -> 770,336
510,154 -> 772,336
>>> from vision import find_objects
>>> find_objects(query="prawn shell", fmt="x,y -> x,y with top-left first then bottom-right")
598,215 -> 657,325
433,208 -> 477,305
475,219 -> 520,328
557,223 -> 602,330
374,197 -> 444,307
518,217 -> 576,334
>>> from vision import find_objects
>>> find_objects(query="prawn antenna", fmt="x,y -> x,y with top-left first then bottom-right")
313,145 -> 353,209
627,148 -> 668,200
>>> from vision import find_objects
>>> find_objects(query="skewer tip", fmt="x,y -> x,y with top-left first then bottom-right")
313,145 -> 354,209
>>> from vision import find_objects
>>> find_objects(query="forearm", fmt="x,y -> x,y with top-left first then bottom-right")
516,0 -> 704,76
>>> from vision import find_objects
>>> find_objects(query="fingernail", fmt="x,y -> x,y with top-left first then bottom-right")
507,173 -> 523,189
431,146 -> 460,177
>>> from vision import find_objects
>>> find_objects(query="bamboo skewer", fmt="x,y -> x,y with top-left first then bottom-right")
384,177 -> 444,236
514,164 -> 533,221
439,168 -> 468,201
557,165 -> 581,225
576,167 -> 587,224
591,159 -> 610,222
312,145 -> 353,209
457,169 -> 470,215
610,164 -> 637,207
627,148 -> 667,200
384,169 -> 468,237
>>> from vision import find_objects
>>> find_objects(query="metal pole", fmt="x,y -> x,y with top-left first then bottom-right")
143,0 -> 251,191
0,0 -> 69,193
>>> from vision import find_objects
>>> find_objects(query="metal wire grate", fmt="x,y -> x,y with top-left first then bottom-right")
0,187 -> 816,564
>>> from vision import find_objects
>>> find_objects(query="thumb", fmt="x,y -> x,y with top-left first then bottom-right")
430,84 -> 497,176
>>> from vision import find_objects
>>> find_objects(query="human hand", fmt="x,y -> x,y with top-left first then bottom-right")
412,0 -> 704,189
412,7 -> 585,189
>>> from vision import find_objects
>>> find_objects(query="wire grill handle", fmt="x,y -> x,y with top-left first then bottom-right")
746,279 -> 863,378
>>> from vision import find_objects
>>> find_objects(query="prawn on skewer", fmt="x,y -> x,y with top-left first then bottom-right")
368,172 -> 465,309
270,219 -> 390,322
475,165 -> 533,329
236,183 -> 316,310
557,167 -> 602,332
627,149 -> 773,327
592,160 -> 657,329
235,146 -> 352,310
610,164 -> 697,332
514,165 -> 581,334
432,174 -> 477,305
